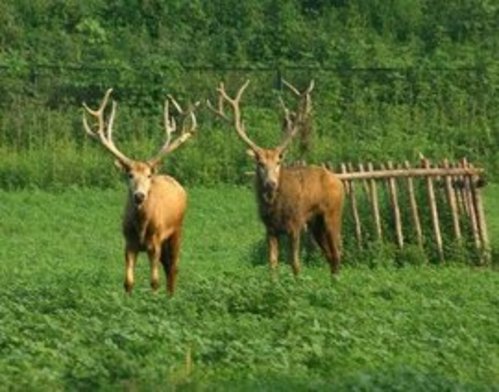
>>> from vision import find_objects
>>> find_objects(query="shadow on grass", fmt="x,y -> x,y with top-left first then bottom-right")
246,231 -> 331,269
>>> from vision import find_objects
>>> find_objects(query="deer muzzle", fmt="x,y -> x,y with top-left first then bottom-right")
133,192 -> 146,205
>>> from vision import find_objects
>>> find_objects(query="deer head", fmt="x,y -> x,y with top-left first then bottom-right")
82,89 -> 198,206
208,80 -> 314,201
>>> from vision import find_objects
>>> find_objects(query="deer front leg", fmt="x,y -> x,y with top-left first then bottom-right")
147,244 -> 161,292
267,232 -> 279,271
124,246 -> 138,294
289,230 -> 301,276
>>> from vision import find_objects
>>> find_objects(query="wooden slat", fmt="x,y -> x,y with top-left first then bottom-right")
443,159 -> 462,242
422,158 -> 444,262
336,166 -> 483,181
461,158 -> 481,252
469,164 -> 491,264
404,161 -> 423,250
357,162 -> 371,203
345,163 -> 362,246
367,162 -> 382,241
387,161 -> 404,248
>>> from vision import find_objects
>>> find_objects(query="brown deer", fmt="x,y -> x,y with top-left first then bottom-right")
208,80 -> 344,276
82,89 -> 198,295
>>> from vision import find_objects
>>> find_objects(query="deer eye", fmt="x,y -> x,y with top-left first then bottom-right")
127,173 -> 133,179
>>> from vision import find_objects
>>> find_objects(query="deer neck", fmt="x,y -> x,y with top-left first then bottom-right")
255,175 -> 280,206
127,194 -> 150,223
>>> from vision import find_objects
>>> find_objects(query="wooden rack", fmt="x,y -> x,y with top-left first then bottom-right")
325,158 -> 490,264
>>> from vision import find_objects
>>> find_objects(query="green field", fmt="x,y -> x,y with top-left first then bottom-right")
0,184 -> 498,390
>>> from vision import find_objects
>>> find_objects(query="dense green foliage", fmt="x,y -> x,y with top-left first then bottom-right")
0,185 -> 498,390
1,4 -> 497,388
0,1 -> 498,188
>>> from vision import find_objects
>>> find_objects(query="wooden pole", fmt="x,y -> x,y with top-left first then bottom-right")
345,163 -> 363,247
387,161 -> 404,249
422,158 -> 444,262
461,158 -> 482,253
453,162 -> 469,217
367,162 -> 382,241
336,166 -> 483,181
404,161 -> 424,250
443,159 -> 462,243
469,164 -> 491,265
358,162 -> 371,203
340,163 -> 350,195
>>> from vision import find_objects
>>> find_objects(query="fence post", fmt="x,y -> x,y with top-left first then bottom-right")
422,158 -> 444,262
367,162 -> 382,241
443,159 -> 462,243
387,161 -> 404,249
404,161 -> 424,251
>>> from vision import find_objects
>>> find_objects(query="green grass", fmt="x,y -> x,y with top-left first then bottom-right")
0,184 -> 498,390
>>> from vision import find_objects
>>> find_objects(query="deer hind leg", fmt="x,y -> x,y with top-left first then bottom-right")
324,213 -> 342,275
124,245 -> 138,294
309,216 -> 332,260
161,230 -> 181,296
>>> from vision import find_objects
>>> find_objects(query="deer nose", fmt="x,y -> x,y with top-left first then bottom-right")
264,180 -> 278,192
133,192 -> 145,205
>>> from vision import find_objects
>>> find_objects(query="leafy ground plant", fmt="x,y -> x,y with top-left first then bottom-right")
0,185 -> 497,390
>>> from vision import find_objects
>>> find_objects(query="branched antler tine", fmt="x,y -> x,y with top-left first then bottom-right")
276,80 -> 315,152
206,88 -> 230,122
178,101 -> 199,136
305,79 -> 315,94
82,88 -> 112,137
107,100 -> 117,141
278,96 -> 294,134
82,113 -> 97,139
167,94 -> 184,114
185,108 -> 197,134
278,95 -> 287,113
149,96 -> 198,164
282,79 -> 301,96
217,80 -> 259,151
82,89 -> 133,166
162,99 -> 174,146
277,118 -> 300,152
234,79 -> 250,102
217,92 -> 225,116
302,80 -> 315,117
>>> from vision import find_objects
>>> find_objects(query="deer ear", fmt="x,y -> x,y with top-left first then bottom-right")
246,149 -> 256,159
150,163 -> 159,174
148,160 -> 159,173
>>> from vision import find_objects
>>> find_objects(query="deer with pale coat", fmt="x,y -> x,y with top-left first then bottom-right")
82,89 -> 198,295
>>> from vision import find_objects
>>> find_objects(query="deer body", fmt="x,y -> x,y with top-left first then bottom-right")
83,89 -> 197,295
209,80 -> 344,276
122,174 -> 186,252
257,165 -> 343,234
254,158 -> 344,275
121,173 -> 187,295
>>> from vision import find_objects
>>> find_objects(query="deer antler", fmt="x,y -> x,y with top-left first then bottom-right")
148,96 -> 199,167
82,89 -> 134,168
207,80 -> 260,152
277,79 -> 315,153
